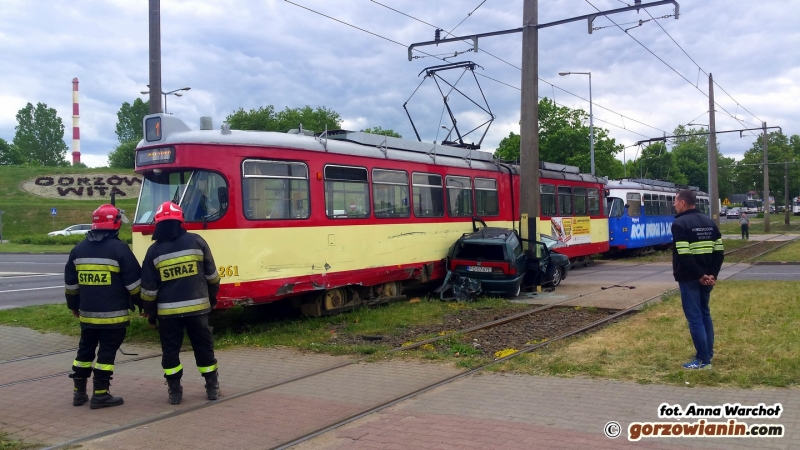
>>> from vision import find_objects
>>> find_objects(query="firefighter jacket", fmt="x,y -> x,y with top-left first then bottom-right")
140,232 -> 220,319
671,209 -> 725,282
64,231 -> 142,329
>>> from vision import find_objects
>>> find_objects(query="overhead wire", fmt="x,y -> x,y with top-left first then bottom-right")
286,1 -> 658,142
369,0 -> 667,135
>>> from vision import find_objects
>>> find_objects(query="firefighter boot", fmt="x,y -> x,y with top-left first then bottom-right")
203,371 -> 220,401
166,378 -> 183,405
90,379 -> 124,409
72,376 -> 89,406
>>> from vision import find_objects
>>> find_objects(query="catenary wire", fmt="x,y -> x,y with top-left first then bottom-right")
369,0 -> 668,135
447,0 -> 487,35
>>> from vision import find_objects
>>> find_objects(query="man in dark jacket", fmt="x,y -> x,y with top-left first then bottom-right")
140,201 -> 221,404
65,204 -> 141,408
672,190 -> 724,370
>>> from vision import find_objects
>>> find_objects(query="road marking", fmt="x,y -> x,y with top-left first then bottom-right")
0,285 -> 63,293
0,273 -> 61,279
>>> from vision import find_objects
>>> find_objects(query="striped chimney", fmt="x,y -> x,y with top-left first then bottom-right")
71,77 -> 81,165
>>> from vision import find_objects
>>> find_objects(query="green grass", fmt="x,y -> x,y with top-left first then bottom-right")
0,243 -> 76,253
719,215 -> 800,235
493,281 -> 800,388
756,240 -> 800,262
0,432 -> 39,450
0,166 -> 138,241
0,298 -> 520,354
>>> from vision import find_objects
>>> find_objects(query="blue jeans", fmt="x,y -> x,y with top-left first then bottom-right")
678,280 -> 714,364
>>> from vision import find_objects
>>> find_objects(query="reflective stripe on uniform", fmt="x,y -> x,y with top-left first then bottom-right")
164,364 -> 183,376
154,249 -> 204,269
79,309 -> 129,325
73,360 -> 93,368
129,286 -> 141,295
65,283 -> 79,290
157,298 -> 211,316
198,363 -> 218,374
689,241 -> 714,255
65,287 -> 79,295
675,241 -> 691,255
126,279 -> 141,291
94,389 -> 108,394
713,238 -> 724,251
94,363 -> 114,371
75,264 -> 120,273
206,272 -> 220,284
141,288 -> 158,302
75,258 -> 120,267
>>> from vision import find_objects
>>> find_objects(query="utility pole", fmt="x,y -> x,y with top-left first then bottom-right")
519,0 -> 540,248
148,0 -> 162,114
785,161 -> 790,226
763,121 -> 770,232
707,74 -> 720,225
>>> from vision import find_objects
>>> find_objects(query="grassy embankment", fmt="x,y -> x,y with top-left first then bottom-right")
495,280 -> 800,388
2,281 -> 798,388
0,166 -> 137,252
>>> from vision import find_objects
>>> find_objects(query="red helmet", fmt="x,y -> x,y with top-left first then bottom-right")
92,204 -> 123,230
154,201 -> 184,224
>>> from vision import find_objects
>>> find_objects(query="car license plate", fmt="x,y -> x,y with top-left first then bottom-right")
467,266 -> 492,273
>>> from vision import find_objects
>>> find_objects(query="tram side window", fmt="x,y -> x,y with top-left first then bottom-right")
659,195 -> 667,215
643,194 -> 653,215
626,193 -> 641,216
573,187 -> 587,216
412,173 -> 444,217
558,186 -> 572,216
540,184 -> 556,216
182,171 -> 229,222
242,160 -> 310,220
373,169 -> 410,218
588,188 -> 600,216
669,195 -> 677,215
325,165 -> 370,218
474,178 -> 499,216
446,175 -> 473,217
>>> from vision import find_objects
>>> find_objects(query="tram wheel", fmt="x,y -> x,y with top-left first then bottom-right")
324,288 -> 346,311
381,281 -> 402,297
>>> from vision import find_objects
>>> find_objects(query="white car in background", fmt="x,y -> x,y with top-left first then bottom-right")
48,224 -> 92,237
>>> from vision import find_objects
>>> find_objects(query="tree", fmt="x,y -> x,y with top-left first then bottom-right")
737,131 -> 800,205
108,141 -> 138,169
671,125 -> 709,190
492,98 -> 625,178
360,127 -> 401,138
0,138 -> 24,165
226,105 -> 341,133
115,99 -> 150,144
13,102 -> 68,166
635,142 -> 686,185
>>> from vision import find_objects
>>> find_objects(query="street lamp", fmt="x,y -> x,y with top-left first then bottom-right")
140,86 -> 191,114
559,71 -> 594,175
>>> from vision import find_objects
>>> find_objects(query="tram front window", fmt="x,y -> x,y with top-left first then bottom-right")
135,170 -> 228,224
607,197 -> 624,218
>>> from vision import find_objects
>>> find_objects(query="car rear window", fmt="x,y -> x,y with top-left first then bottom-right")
454,243 -> 506,261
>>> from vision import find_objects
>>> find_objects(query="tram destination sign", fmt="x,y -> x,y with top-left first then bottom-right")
136,147 -> 175,166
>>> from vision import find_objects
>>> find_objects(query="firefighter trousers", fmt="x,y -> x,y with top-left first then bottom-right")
72,327 -> 127,381
158,314 -> 217,379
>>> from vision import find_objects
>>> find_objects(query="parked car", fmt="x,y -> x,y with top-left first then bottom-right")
726,208 -> 741,219
446,228 -> 570,298
48,224 -> 92,237
538,235 -> 571,287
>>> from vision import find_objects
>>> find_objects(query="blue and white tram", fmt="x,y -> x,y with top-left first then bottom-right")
606,179 -> 709,253
793,197 -> 800,216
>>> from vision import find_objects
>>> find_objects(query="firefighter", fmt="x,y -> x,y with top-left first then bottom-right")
140,201 -> 221,404
65,204 -> 141,409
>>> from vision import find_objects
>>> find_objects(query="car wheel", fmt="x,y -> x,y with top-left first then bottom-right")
506,283 -> 521,298
551,267 -> 563,287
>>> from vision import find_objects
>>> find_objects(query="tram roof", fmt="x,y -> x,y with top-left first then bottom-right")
607,178 -> 708,196
137,114 -> 606,183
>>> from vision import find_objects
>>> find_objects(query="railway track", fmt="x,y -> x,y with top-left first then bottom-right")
25,236 -> 800,448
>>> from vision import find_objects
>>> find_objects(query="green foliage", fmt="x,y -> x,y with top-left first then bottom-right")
636,142 -> 687,185
671,125 -> 708,189
108,141 -> 138,169
12,102 -> 69,166
115,98 -> 150,144
360,126 -> 402,138
72,161 -> 88,169
0,138 -> 25,165
735,132 -> 800,203
226,105 -> 341,133
493,98 -> 624,178
13,231 -> 132,245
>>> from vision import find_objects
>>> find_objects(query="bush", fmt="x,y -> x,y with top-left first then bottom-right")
13,231 -> 132,245
757,213 -> 764,219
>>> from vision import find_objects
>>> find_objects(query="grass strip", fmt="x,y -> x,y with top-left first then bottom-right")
0,432 -> 39,450
755,240 -> 800,262
493,280 -> 800,388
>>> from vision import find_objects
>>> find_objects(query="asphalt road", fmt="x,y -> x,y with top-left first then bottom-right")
0,254 -> 67,310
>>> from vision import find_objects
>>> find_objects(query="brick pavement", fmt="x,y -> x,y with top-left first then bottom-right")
0,325 -> 77,361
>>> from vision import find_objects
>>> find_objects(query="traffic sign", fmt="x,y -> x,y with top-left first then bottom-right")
722,198 -> 731,206
51,207 -> 57,216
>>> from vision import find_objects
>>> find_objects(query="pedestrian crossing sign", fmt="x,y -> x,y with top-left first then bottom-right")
722,198 -> 731,206
51,208 -> 57,216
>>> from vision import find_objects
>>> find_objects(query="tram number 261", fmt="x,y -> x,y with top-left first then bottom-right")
218,265 -> 239,278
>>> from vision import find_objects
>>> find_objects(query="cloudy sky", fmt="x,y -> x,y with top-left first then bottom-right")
1,0 -> 797,168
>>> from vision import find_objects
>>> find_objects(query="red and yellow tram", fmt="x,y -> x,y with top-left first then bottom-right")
132,114 -> 607,313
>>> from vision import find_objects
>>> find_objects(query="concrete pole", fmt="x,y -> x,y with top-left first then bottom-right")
519,0 -> 540,248
785,161 -> 790,226
763,121 -> 770,232
707,74 -> 719,225
148,0 -> 162,114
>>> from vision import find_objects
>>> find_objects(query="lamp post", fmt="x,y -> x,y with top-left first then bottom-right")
140,86 -> 191,113
559,71 -> 593,175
